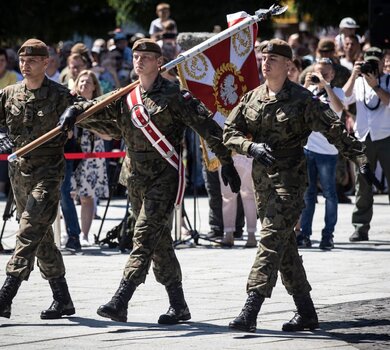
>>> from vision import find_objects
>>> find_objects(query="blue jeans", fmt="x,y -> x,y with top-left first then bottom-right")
60,160 -> 81,238
300,149 -> 338,239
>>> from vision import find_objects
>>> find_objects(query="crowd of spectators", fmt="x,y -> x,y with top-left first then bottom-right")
0,3 -> 389,252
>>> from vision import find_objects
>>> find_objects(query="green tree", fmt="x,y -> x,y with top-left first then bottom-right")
294,0 -> 369,30
0,0 -> 116,46
108,0 -> 275,35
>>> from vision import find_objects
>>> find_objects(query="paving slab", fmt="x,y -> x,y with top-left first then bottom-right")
0,194 -> 389,349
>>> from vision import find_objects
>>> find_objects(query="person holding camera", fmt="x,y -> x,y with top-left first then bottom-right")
297,58 -> 346,250
343,47 -> 390,242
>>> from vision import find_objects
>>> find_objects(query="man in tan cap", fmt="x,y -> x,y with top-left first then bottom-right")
58,37 -> 241,325
0,38 -> 79,320
149,2 -> 177,41
223,38 -> 377,333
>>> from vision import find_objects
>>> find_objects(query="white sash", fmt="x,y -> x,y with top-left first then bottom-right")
126,86 -> 185,207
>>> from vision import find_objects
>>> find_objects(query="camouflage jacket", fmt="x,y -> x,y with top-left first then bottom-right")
0,76 -> 78,149
79,74 -> 233,166
223,79 -> 367,168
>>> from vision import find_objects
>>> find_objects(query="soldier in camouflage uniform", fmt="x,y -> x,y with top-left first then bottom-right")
59,38 -> 241,324
223,39 -> 376,333
0,39 -> 79,320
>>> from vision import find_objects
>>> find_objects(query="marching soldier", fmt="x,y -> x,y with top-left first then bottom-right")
223,39 -> 378,333
0,39 -> 78,320
58,38 -> 241,324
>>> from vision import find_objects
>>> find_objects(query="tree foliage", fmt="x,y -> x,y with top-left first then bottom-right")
0,0 -> 116,46
108,0 -> 275,36
0,0 -> 371,48
294,0 -> 369,30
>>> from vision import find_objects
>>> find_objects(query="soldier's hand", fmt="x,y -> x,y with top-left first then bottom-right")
0,133 -> 15,153
359,163 -> 384,192
248,142 -> 275,167
58,106 -> 82,131
221,163 -> 241,193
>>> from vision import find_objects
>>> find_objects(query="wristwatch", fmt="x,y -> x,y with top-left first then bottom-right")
373,84 -> 381,91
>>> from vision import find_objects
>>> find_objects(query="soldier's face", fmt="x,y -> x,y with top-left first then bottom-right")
261,53 -> 289,79
19,56 -> 48,79
133,52 -> 162,76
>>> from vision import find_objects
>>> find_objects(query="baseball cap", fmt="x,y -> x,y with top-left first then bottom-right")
364,47 -> 383,62
339,17 -> 359,29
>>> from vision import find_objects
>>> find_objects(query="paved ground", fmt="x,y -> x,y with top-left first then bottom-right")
0,193 -> 389,349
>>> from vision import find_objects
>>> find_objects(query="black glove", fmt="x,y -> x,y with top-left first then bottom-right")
221,163 -> 241,193
248,143 -> 275,167
57,106 -> 82,131
0,133 -> 15,153
359,163 -> 384,192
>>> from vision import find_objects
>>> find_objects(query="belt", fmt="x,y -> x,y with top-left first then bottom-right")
13,147 -> 63,157
271,147 -> 303,158
127,150 -> 161,162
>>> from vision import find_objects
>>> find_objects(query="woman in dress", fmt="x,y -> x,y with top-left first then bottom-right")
73,70 -> 110,246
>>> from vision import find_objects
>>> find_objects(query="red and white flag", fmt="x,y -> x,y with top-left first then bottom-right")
178,11 -> 260,169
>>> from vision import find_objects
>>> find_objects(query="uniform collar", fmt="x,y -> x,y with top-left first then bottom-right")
22,76 -> 50,100
258,78 -> 292,102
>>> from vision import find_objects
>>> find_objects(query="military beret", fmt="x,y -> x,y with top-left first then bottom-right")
17,39 -> 49,57
132,38 -> 162,55
261,38 -> 292,60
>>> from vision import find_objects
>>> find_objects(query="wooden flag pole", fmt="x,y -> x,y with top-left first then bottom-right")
8,3 -> 287,162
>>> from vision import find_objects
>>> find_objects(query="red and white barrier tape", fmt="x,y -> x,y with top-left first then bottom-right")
0,151 -> 127,161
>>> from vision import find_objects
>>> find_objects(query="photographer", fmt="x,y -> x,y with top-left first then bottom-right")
298,58 -> 346,250
343,47 -> 390,242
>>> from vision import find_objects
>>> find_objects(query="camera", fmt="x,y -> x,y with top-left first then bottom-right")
359,61 -> 379,75
310,75 -> 320,84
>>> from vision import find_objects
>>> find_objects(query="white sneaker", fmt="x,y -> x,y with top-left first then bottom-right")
80,236 -> 91,247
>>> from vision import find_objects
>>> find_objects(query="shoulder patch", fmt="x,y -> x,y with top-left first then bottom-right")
181,90 -> 192,100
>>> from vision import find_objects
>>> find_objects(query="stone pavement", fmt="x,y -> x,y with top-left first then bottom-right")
0,194 -> 389,349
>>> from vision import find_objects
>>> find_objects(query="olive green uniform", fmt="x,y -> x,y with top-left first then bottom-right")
0,77 -> 78,281
80,75 -> 233,287
223,79 -> 367,297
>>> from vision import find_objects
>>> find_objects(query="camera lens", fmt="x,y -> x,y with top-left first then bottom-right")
310,76 -> 320,84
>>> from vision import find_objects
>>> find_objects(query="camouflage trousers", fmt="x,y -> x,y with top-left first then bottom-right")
247,183 -> 312,298
6,161 -> 65,281
123,158 -> 182,287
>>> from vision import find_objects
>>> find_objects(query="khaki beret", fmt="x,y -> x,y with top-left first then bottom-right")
132,38 -> 162,55
261,39 -> 292,60
17,39 -> 49,57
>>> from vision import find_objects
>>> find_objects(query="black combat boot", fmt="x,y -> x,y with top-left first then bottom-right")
97,278 -> 136,322
0,275 -> 22,319
282,293 -> 319,331
40,276 -> 75,319
229,291 -> 265,332
158,282 -> 191,324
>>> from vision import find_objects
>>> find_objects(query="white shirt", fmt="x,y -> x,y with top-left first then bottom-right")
305,85 -> 345,155
344,74 -> 390,141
